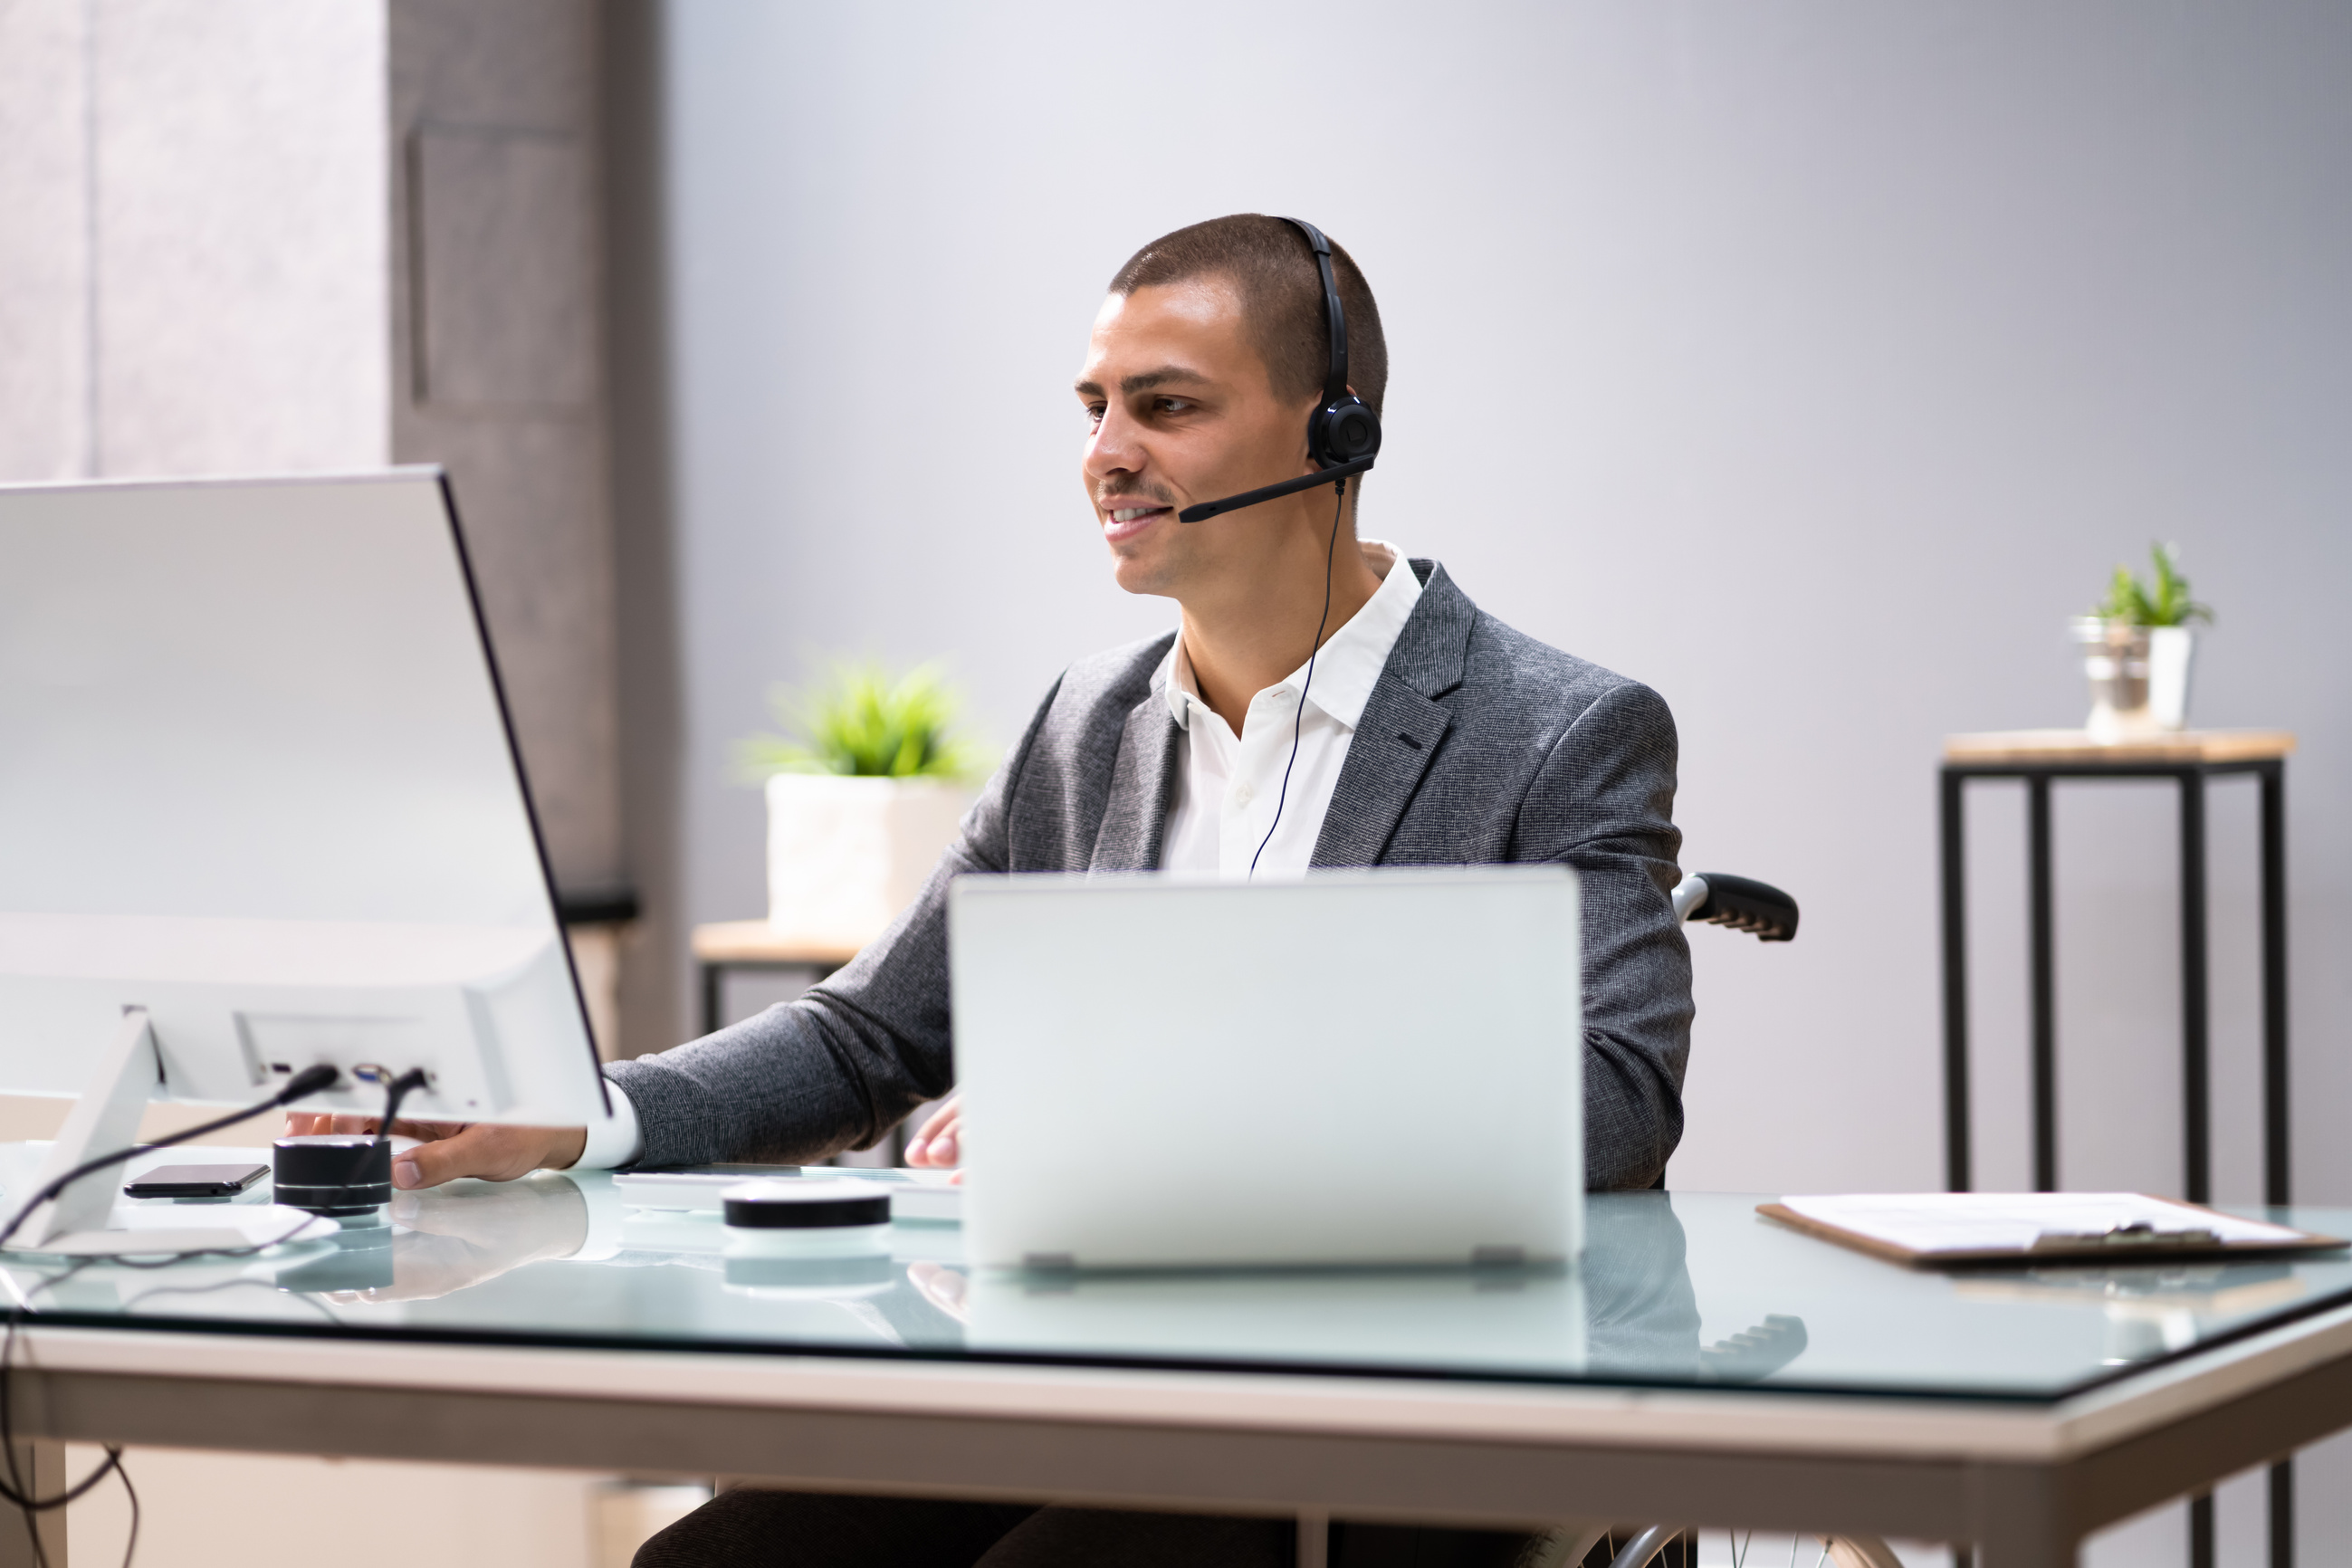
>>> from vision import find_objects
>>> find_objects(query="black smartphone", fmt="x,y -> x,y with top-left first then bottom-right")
123,1162 -> 270,1200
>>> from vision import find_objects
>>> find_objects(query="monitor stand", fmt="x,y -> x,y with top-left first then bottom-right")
3,1009 -> 337,1257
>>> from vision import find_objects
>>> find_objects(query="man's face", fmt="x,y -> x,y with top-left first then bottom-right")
1075,277 -> 1316,599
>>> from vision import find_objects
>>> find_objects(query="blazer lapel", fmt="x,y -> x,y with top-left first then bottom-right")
1089,689 -> 1181,872
1311,560 -> 1476,868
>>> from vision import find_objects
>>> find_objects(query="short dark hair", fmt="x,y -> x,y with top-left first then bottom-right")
1108,215 -> 1388,417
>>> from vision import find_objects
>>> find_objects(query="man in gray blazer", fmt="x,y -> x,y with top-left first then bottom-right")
620,540 -> 1687,1186
340,211 -> 1693,1568
368,214 -> 1691,1204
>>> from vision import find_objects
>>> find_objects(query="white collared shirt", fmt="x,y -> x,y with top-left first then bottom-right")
577,539 -> 1421,1170
1158,539 -> 1422,879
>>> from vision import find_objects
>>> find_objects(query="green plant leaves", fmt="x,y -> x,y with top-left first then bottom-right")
734,661 -> 988,782
2089,541 -> 2214,627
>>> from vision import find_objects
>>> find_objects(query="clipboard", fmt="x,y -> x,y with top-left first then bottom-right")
1757,1192 -> 2346,1268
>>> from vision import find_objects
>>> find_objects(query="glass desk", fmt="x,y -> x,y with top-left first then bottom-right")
9,1151 -> 2352,1568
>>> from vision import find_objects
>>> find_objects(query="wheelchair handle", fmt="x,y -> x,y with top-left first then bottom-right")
1672,872 -> 1799,942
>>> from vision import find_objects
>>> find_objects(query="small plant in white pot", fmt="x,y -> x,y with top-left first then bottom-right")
2071,542 -> 2213,740
737,663 -> 986,950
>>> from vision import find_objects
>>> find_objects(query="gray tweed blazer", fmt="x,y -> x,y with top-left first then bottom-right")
608,560 -> 1695,1189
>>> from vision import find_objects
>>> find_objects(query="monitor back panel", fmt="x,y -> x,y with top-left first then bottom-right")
951,868 -> 1582,1270
0,473 -> 605,1124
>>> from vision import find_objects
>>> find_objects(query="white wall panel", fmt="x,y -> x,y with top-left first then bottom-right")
92,0 -> 387,475
0,0 -> 92,479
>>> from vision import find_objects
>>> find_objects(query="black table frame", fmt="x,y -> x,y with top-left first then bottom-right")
1939,752 -> 2290,1568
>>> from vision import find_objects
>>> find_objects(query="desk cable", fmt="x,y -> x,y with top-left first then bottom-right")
0,1065 -> 406,1565
0,1066 -> 338,1255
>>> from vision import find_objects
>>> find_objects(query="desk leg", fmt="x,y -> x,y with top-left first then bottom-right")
2028,775 -> 2057,1192
2178,772 -> 2210,1205
2179,768 -> 2216,1568
700,962 -> 722,1038
1296,1508 -> 1328,1568
2264,761 -> 2295,1568
1942,769 -> 1972,1192
2270,1458 -> 2293,1568
1974,1467 -> 2070,1568
2259,759 -> 2290,1205
0,1439 -> 69,1567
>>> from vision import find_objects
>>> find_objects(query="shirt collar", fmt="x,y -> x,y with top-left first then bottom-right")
1157,539 -> 1423,733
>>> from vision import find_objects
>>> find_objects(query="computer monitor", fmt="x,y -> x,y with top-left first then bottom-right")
0,471 -> 612,1253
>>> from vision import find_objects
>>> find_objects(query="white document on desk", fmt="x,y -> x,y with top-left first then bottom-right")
1773,1192 -> 2320,1263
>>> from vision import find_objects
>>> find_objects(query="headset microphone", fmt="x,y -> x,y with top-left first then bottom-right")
1175,217 -> 1381,525
1175,454 -> 1373,524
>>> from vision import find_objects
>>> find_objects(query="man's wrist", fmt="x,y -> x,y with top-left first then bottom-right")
571,1080 -> 645,1169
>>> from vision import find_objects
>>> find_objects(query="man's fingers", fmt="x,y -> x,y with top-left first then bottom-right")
908,1127 -> 959,1166
391,1125 -> 587,1190
392,1133 -> 471,1190
397,1119 -> 470,1139
394,1128 -> 526,1190
905,1097 -> 961,1167
907,1261 -> 970,1322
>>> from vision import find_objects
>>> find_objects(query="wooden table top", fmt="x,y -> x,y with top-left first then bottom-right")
690,920 -> 864,967
1944,729 -> 2297,765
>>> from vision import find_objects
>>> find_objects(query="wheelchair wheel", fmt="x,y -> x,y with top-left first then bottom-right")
1565,1527 -> 1906,1568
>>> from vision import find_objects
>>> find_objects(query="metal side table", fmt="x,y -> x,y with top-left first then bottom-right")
1938,726 -> 2296,1568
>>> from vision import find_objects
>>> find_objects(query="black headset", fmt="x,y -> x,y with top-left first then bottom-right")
1176,217 -> 1382,523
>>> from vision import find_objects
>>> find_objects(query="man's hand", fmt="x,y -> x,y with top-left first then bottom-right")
281,1114 -> 587,1189
907,1260 -> 970,1324
904,1096 -> 961,1173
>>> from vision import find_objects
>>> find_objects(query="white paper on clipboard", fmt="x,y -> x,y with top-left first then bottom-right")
1769,1191 -> 2326,1264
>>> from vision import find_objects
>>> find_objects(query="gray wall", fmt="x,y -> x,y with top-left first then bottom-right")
646,0 -> 2349,1204
390,0 -> 624,896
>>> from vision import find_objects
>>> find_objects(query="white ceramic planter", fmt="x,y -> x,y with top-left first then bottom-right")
2146,626 -> 2195,731
765,775 -> 970,949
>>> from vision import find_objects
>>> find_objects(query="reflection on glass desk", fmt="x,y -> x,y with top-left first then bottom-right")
8,1152 -> 2352,1406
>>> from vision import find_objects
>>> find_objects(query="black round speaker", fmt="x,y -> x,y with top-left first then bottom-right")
272,1135 -> 393,1217
722,1179 -> 891,1230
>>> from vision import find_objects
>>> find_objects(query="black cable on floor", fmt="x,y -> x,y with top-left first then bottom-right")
114,1449 -> 139,1568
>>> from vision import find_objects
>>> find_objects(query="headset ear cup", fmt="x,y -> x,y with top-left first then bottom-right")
1313,397 -> 1382,466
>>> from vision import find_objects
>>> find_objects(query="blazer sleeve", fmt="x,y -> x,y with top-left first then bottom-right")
605,676 -> 1064,1167
1515,679 -> 1694,1190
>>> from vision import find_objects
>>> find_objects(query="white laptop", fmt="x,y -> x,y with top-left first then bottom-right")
949,866 -> 1582,1270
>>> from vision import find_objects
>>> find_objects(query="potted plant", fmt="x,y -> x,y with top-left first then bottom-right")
2071,542 -> 2213,740
737,663 -> 987,949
